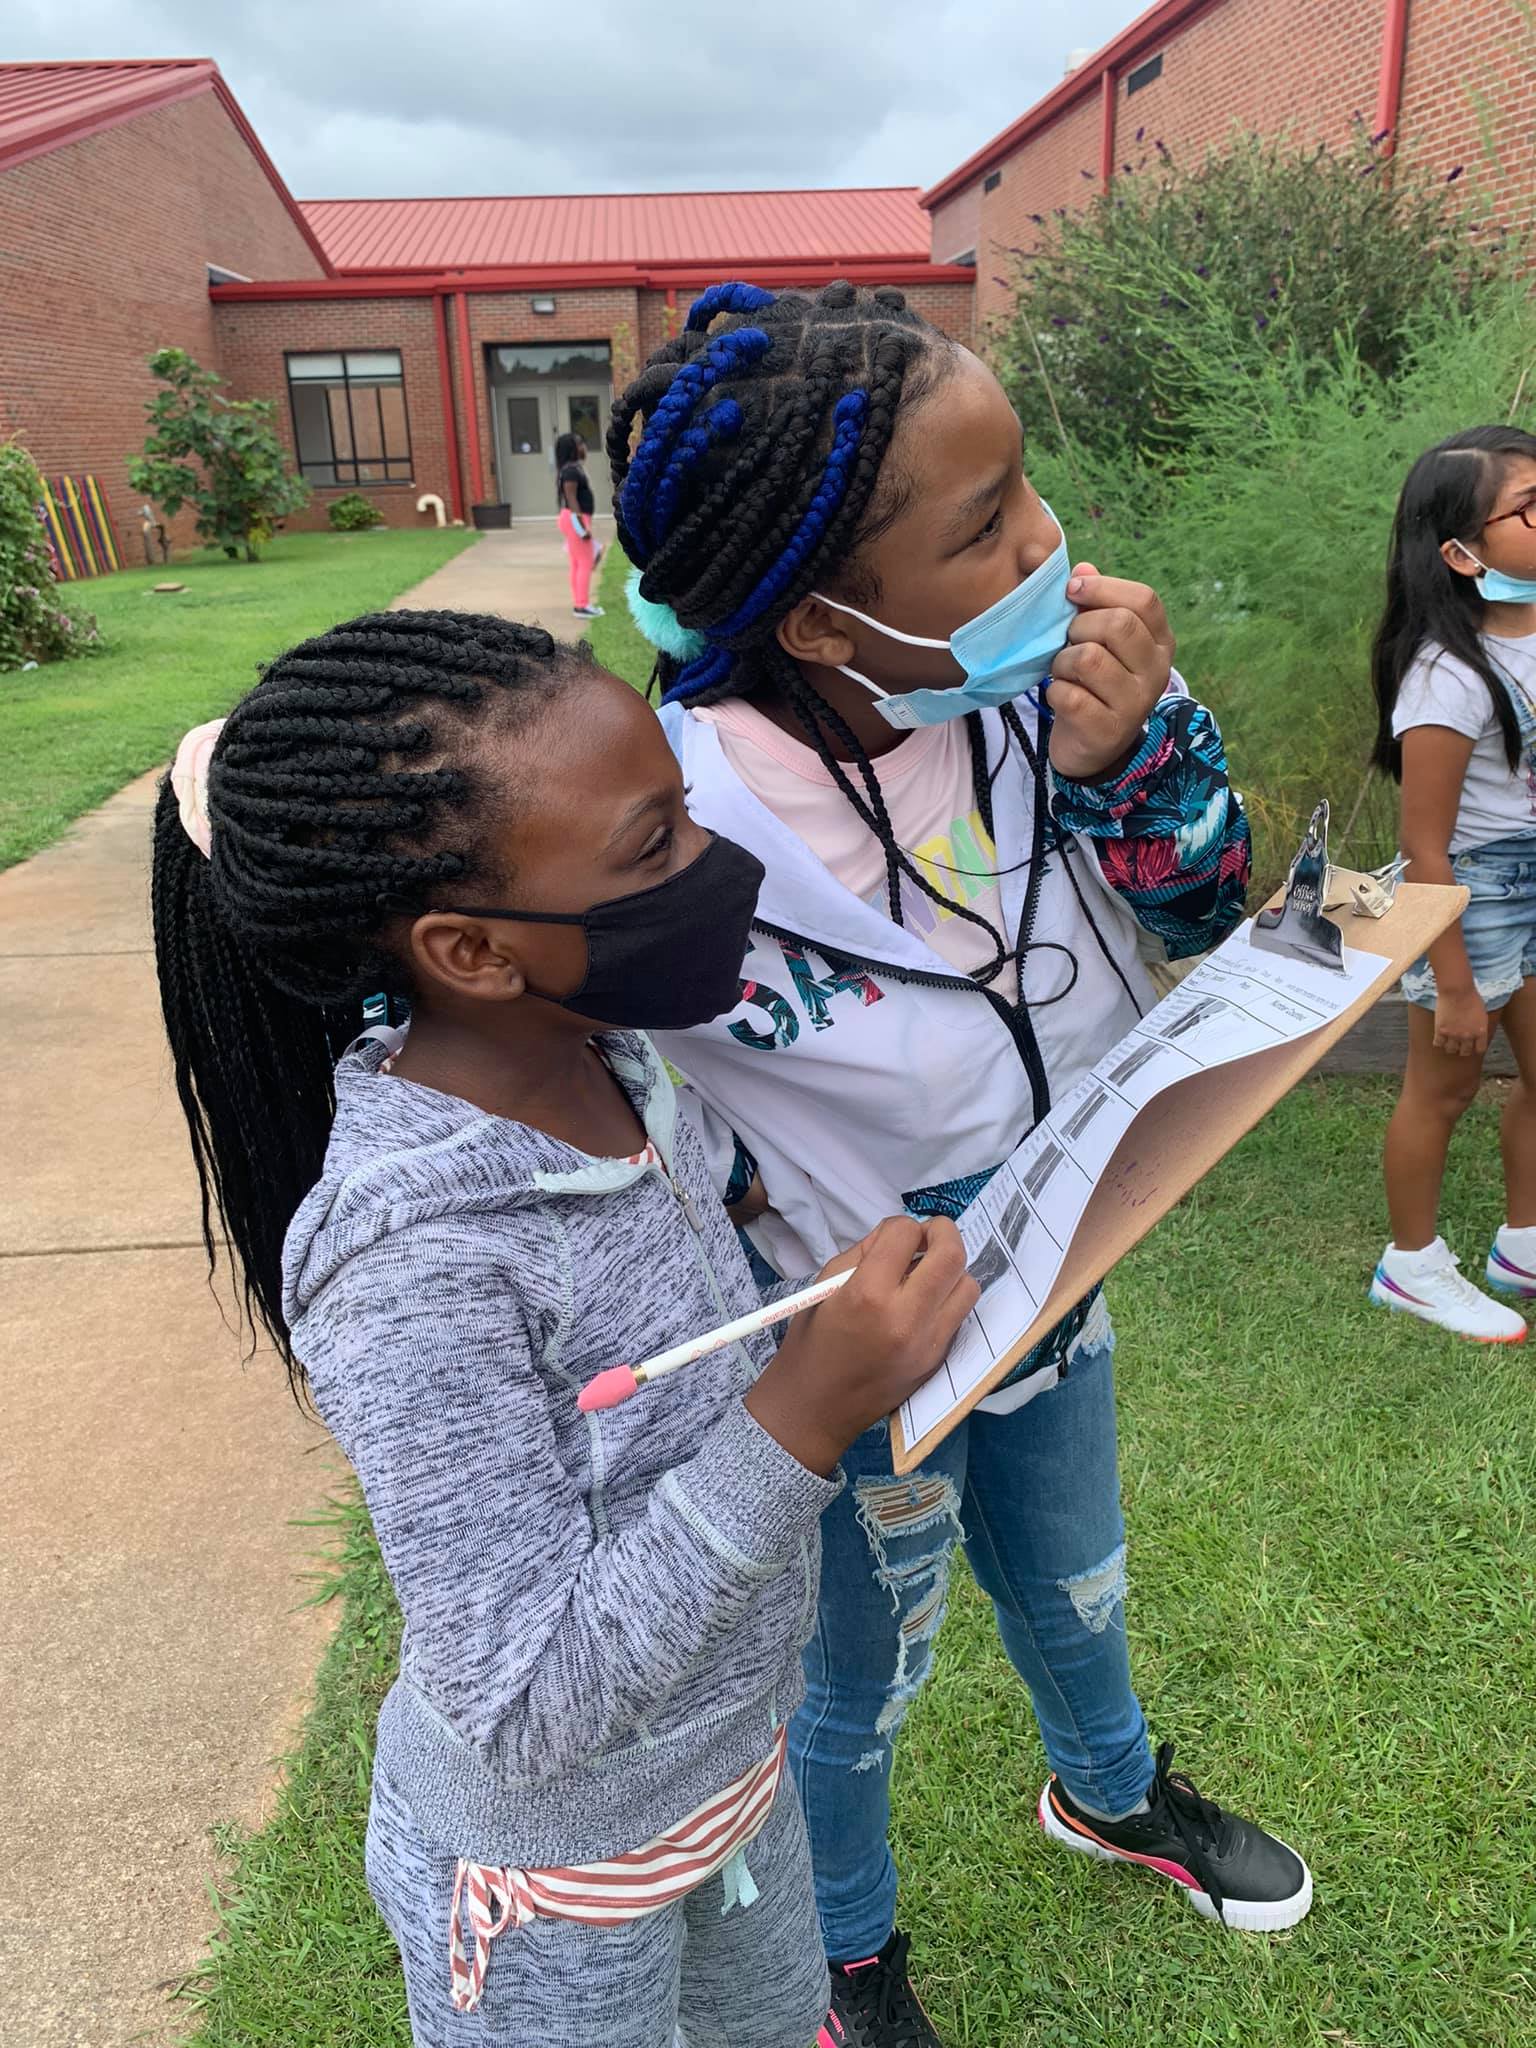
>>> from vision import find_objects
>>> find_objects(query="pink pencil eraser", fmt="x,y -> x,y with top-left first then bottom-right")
578,1365 -> 640,1414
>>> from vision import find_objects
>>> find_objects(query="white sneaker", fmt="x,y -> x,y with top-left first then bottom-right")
1370,1238 -> 1527,1343
1488,1223 -> 1536,1298
573,604 -> 605,618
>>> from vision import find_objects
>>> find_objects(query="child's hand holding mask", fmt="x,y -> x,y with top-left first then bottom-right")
1046,567 -> 1175,782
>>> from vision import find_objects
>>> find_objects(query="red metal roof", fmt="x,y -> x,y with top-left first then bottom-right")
0,59 -> 215,170
303,188 -> 933,275
0,59 -> 334,273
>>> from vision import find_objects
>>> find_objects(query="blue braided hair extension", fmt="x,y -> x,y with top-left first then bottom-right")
659,390 -> 870,704
660,645 -> 735,704
685,281 -> 778,331
712,392 -> 869,637
619,329 -> 772,558
649,398 -> 742,552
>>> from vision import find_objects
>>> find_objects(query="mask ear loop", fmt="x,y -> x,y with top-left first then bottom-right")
810,589 -> 953,707
1448,537 -> 1490,574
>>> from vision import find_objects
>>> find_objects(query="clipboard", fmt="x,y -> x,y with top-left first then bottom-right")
889,860 -> 1468,1475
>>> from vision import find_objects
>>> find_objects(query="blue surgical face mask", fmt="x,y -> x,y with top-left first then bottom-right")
812,509 -> 1074,730
1455,542 -> 1536,606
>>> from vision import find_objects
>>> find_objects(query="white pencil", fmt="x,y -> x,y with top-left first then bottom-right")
577,1266 -> 855,1413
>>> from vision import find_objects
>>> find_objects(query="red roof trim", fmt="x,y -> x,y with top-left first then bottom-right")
210,259 -> 978,304
919,0 -> 1222,209
0,59 -> 335,276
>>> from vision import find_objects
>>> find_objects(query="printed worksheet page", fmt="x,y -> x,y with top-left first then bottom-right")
898,924 -> 1391,1448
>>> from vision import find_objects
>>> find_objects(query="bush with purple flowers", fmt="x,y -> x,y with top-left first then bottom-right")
0,440 -> 100,672
992,129 -> 1512,467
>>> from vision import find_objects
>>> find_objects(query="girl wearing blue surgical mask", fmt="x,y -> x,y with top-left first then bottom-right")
1370,425 -> 1536,1345
611,282 -> 1309,2048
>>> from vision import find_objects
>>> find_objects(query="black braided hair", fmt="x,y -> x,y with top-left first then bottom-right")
610,278 -> 1023,980
151,609 -> 592,1393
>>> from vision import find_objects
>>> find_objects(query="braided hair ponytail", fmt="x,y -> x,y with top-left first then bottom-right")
151,609 -> 588,1391
610,279 -> 1027,978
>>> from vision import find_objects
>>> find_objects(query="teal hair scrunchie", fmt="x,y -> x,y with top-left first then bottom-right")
625,567 -> 708,662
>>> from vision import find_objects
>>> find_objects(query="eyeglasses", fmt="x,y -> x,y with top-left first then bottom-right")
1484,494 -> 1536,534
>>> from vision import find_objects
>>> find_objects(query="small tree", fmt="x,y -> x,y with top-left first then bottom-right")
129,347 -> 308,561
0,440 -> 99,671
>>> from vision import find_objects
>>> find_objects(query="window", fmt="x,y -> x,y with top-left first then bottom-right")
984,170 -> 1002,194
1127,51 -> 1163,93
286,349 -> 412,486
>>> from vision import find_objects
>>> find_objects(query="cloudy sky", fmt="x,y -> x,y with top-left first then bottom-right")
6,0 -> 1144,199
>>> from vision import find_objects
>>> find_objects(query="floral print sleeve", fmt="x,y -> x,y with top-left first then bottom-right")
1049,694 -> 1252,961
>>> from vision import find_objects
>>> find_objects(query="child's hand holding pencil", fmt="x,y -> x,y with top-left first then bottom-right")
580,1217 -> 977,1479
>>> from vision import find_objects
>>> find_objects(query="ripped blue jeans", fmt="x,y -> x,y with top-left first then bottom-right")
790,1305 -> 1151,1960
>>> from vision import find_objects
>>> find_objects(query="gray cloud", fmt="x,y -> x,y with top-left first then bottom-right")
5,0 -> 1140,198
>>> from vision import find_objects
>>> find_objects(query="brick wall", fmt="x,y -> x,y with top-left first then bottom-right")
1397,0 -> 1536,232
0,87 -> 323,550
901,279 -> 976,343
637,288 -> 680,361
972,93 -> 1104,326
929,184 -> 981,263
214,295 -> 451,531
1109,0 -> 1381,169
937,0 -> 1535,329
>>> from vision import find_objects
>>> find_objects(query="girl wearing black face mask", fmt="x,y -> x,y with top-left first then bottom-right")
150,610 -> 977,2048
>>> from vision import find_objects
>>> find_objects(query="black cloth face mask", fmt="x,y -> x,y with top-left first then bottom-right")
448,831 -> 765,1031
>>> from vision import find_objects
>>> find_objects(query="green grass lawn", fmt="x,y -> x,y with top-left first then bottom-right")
0,528 -> 474,869
587,541 -> 655,692
177,1076 -> 1535,2048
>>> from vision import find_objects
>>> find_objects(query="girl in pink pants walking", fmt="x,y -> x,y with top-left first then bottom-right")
557,432 -> 604,618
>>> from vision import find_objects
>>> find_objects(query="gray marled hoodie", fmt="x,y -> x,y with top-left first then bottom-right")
282,1030 -> 841,1869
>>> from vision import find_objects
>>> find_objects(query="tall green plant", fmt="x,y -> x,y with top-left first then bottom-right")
993,130 -> 1511,467
1023,290 -> 1536,892
129,348 -> 308,562
0,440 -> 99,672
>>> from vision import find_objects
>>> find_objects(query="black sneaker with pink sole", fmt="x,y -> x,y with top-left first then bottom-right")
1039,1741 -> 1313,1931
819,1929 -> 942,2047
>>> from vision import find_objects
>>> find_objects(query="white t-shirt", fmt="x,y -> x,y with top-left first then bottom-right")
1391,632 -> 1536,854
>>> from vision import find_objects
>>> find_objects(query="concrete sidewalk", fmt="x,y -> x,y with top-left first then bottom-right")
0,769 -> 340,2048
0,526 -> 611,2047
396,515 -> 615,632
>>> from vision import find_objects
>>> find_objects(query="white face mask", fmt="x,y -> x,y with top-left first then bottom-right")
812,508 -> 1074,729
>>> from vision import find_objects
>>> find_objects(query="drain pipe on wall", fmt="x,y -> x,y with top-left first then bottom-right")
432,291 -> 466,524
1375,0 -> 1410,159
452,289 -> 489,512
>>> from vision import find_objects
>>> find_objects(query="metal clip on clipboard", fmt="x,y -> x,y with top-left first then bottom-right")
1251,802 -> 1411,972
1251,799 -> 1346,974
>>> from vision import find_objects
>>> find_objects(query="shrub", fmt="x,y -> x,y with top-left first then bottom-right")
1022,287 -> 1536,895
128,347 -> 308,561
0,440 -> 100,671
992,129 -> 1511,468
327,492 -> 385,532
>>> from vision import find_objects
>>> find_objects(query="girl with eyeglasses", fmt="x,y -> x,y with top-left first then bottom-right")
1370,426 -> 1536,1339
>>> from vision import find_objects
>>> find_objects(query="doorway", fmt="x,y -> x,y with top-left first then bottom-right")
486,343 -> 612,520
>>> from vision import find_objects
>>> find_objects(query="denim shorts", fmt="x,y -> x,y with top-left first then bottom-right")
1400,832 -> 1536,1010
